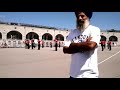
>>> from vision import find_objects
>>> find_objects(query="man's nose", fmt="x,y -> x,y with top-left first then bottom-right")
79,16 -> 82,20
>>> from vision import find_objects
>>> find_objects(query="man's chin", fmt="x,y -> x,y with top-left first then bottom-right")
78,23 -> 84,26
79,25 -> 83,27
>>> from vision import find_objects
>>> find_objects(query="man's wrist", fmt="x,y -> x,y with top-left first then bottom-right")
64,41 -> 71,47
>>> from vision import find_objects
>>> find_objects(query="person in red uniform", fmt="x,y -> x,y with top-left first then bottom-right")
54,39 -> 58,51
50,42 -> 52,48
100,41 -> 105,51
25,39 -> 30,49
58,41 -> 61,48
107,41 -> 111,51
38,39 -> 41,50
31,39 -> 34,49
42,41 -> 44,48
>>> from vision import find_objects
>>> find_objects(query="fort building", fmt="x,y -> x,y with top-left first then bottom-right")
0,21 -> 120,48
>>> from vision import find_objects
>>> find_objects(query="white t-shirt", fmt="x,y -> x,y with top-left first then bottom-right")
64,25 -> 101,78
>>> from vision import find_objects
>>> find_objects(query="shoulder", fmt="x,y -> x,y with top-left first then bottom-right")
66,29 -> 77,40
89,25 -> 100,31
69,29 -> 78,34
70,29 -> 76,32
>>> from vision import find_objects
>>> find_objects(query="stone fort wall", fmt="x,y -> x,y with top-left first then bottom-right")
0,22 -> 120,48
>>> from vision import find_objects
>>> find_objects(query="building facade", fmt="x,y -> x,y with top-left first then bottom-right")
0,22 -> 69,48
0,21 -> 120,48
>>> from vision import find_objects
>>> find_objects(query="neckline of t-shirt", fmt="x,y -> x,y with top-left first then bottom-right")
77,25 -> 91,33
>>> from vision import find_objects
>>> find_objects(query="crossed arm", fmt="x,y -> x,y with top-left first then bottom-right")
63,37 -> 97,54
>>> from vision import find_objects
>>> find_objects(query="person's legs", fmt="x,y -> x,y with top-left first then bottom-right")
102,45 -> 104,51
32,43 -> 33,49
38,44 -> 40,50
109,45 -> 111,51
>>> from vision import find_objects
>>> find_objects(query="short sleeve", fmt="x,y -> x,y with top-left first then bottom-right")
66,31 -> 73,41
90,27 -> 101,46
64,31 -> 73,47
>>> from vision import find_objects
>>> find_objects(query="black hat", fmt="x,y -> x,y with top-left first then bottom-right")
75,11 -> 93,19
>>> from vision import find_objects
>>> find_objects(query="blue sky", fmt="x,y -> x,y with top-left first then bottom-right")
0,12 -> 120,31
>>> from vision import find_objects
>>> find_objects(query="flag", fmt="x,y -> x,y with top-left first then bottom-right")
107,31 -> 109,34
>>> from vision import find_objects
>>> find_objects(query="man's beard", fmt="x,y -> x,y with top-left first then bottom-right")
77,20 -> 84,30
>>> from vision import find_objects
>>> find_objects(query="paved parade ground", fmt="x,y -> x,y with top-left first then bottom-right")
0,46 -> 120,78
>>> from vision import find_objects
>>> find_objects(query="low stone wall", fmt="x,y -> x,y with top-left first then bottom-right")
0,40 -> 64,48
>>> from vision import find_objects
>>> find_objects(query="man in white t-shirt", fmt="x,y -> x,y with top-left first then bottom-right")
63,11 -> 101,78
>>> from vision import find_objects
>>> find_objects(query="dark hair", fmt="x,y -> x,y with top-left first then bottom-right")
75,11 -> 93,19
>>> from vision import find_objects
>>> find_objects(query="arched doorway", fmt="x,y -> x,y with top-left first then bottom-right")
7,30 -> 22,40
26,32 -> 39,40
55,34 -> 64,41
7,31 -> 22,48
42,33 -> 53,40
109,36 -> 118,41
100,35 -> 106,41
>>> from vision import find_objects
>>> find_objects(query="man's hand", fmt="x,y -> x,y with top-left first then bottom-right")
86,36 -> 92,42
